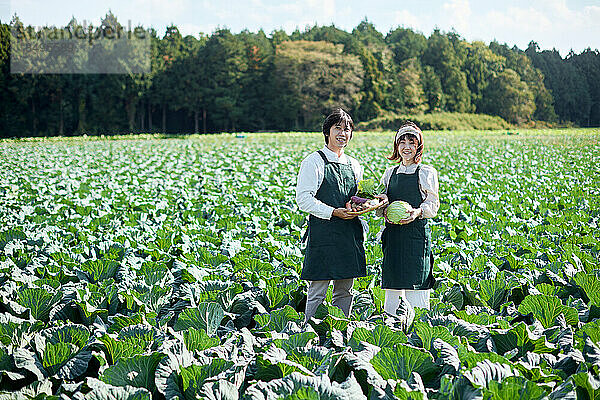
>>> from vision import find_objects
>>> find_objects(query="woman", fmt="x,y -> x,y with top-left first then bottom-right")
376,121 -> 439,314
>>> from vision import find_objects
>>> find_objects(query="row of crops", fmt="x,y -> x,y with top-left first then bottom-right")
0,129 -> 599,399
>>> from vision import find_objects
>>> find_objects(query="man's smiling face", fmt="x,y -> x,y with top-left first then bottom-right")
327,122 -> 352,150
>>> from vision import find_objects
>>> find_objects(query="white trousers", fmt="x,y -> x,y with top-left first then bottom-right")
304,279 -> 353,322
384,289 -> 431,315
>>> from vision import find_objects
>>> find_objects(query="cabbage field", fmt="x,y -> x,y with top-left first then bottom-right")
1,129 -> 599,399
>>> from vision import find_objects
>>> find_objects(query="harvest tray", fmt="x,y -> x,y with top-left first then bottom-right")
346,199 -> 385,216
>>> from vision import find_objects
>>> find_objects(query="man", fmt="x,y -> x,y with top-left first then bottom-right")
296,108 -> 367,322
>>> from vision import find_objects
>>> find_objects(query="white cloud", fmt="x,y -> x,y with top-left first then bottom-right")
291,0 -> 337,25
483,6 -> 552,36
280,19 -> 315,33
476,2 -> 599,54
6,0 -> 597,55
317,0 -> 336,20
442,0 -> 471,34
393,9 -> 421,31
582,5 -> 600,27
131,0 -> 190,25
279,2 -> 303,15
543,0 -> 572,18
177,22 -> 209,37
257,0 -> 348,33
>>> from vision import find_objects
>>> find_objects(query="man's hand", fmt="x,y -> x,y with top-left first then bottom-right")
332,202 -> 357,219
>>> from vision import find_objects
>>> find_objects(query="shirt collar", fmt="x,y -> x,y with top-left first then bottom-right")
321,146 -> 348,163
396,162 -> 420,173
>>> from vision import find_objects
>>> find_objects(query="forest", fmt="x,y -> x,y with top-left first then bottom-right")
1,12 -> 599,137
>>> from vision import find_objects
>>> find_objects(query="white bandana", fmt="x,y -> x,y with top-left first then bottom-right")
395,125 -> 421,142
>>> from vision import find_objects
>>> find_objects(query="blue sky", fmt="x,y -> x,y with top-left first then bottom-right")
2,0 -> 598,56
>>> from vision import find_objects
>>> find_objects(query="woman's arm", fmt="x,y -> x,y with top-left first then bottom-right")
418,165 -> 439,218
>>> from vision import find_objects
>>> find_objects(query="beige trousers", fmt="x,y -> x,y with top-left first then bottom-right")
304,279 -> 353,322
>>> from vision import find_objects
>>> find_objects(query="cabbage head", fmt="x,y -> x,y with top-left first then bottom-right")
386,201 -> 411,223
357,179 -> 384,198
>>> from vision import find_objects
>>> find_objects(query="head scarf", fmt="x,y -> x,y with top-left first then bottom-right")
395,124 -> 423,145
389,122 -> 424,163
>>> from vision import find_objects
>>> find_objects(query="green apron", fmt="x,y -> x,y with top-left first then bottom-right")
381,165 -> 435,290
301,151 -> 366,281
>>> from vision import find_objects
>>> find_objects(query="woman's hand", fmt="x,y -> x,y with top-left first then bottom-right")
374,194 -> 389,207
383,207 -> 392,224
384,206 -> 422,224
397,207 -> 422,224
375,194 -> 389,221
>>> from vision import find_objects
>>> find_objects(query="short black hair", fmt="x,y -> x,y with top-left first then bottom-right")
322,108 -> 354,144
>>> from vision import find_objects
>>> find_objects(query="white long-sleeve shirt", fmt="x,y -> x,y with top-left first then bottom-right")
296,146 -> 364,220
379,163 -> 439,218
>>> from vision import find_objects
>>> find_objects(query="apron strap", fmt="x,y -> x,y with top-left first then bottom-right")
317,150 -> 329,164
318,150 -> 352,167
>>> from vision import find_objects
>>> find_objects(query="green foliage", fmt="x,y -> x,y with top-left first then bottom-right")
526,42 -> 595,126
422,30 -> 473,113
1,130 -> 599,398
371,344 -> 439,382
479,272 -> 513,311
3,18 -> 592,138
84,378 -> 152,400
573,272 -> 600,306
357,179 -> 384,198
357,111 -> 511,130
174,302 -> 225,336
245,372 -> 364,399
355,47 -> 385,121
179,359 -> 234,399
386,27 -> 427,64
272,40 -> 363,130
517,295 -> 579,328
490,322 -> 557,359
80,259 -> 120,283
254,305 -> 303,333
99,334 -> 149,365
481,69 -> 536,124
397,58 -> 428,113
33,324 -> 92,379
100,353 -> 165,394
183,328 -> 221,352
413,321 -> 459,349
349,325 -> 408,350
16,287 -> 62,322
0,314 -> 42,347
255,346 -> 313,381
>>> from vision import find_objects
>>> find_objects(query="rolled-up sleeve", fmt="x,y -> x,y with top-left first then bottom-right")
418,166 -> 439,218
351,159 -> 364,183
296,155 -> 335,220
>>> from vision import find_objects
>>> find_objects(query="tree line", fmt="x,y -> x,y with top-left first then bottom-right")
1,13 -> 599,137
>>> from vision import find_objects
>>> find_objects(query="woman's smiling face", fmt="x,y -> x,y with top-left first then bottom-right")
397,134 -> 418,164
